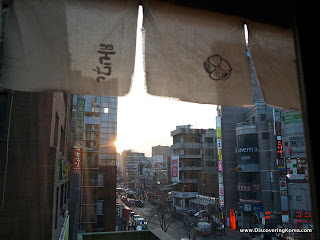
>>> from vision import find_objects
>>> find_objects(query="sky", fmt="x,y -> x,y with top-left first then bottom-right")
115,7 -> 217,157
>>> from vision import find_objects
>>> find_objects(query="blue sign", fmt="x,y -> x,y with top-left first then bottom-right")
238,203 -> 263,212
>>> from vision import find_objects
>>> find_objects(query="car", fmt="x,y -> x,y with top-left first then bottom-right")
132,215 -> 142,221
194,210 -> 209,217
130,211 -> 136,217
186,209 -> 197,216
134,217 -> 147,227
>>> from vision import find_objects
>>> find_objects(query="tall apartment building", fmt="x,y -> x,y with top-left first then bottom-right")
170,125 -> 217,210
0,91 -> 73,240
152,145 -> 171,157
121,150 -> 147,186
72,95 -> 117,232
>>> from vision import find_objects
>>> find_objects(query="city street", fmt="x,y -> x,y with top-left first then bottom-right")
131,201 -> 250,240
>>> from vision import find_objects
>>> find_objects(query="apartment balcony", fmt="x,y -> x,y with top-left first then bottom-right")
171,142 -> 201,150
171,127 -> 201,136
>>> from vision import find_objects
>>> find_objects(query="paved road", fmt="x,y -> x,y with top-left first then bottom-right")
131,202 -> 251,240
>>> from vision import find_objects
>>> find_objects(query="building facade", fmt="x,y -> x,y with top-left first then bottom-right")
72,95 -> 117,233
282,109 -> 311,232
170,125 -> 217,210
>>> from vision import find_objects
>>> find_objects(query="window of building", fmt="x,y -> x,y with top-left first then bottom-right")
296,196 -> 302,201
261,114 -> 266,121
205,137 -> 214,143
262,132 -> 269,139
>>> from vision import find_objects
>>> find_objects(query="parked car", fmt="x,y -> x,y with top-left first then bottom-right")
186,209 -> 197,216
129,211 -> 136,217
132,215 -> 142,221
134,217 -> 147,228
194,210 -> 209,217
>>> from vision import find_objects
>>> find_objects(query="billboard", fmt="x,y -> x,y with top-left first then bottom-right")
171,156 -> 179,182
282,110 -> 302,124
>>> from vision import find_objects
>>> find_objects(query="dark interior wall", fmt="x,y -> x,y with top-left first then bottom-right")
0,91 -> 54,240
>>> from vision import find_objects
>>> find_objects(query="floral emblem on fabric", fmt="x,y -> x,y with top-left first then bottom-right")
203,54 -> 232,81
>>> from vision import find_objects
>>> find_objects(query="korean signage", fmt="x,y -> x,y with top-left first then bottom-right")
219,184 -> 224,195
171,156 -> 179,182
218,161 -> 223,172
217,138 -> 222,150
75,96 -> 85,140
217,128 -> 221,138
238,203 -> 263,212
73,145 -> 83,174
276,136 -> 284,159
286,158 -> 308,179
92,44 -> 116,83
216,116 -> 224,207
237,184 -> 261,192
216,116 -> 221,128
282,110 -> 302,124
294,211 -> 312,219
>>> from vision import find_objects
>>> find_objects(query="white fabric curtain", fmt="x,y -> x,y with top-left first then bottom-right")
248,20 -> 301,110
1,0 -> 301,110
1,0 -> 139,96
143,0 -> 253,107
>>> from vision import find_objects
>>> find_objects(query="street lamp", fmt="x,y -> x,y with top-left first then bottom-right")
289,183 -> 310,232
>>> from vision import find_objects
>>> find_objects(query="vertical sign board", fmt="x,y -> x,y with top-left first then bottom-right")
75,96 -> 85,140
73,145 -> 82,173
218,161 -> 223,172
171,156 -> 179,183
274,109 -> 289,224
216,116 -> 224,207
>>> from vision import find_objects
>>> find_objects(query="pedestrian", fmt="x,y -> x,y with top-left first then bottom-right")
222,223 -> 225,233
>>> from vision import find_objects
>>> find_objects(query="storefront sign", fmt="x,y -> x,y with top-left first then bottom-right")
218,161 -> 223,172
217,138 -> 222,150
238,203 -> 263,212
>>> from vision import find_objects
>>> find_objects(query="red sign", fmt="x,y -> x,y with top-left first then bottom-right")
265,211 -> 271,219
73,147 -> 82,173
277,138 -> 284,159
172,159 -> 178,177
295,211 -> 312,218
